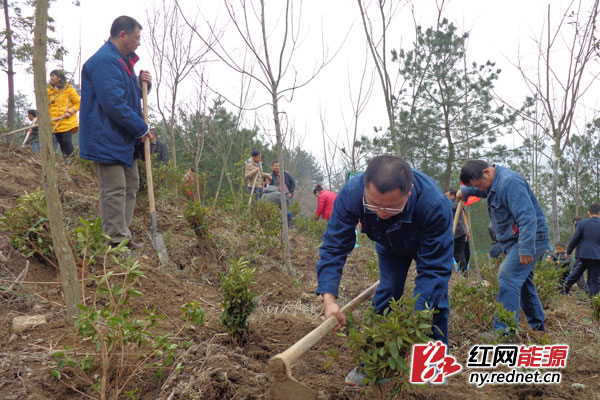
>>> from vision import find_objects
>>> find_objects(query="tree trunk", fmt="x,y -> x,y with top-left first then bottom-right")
271,93 -> 292,274
33,0 -> 81,321
3,0 -> 16,129
551,137 -> 560,241
443,103 -> 453,189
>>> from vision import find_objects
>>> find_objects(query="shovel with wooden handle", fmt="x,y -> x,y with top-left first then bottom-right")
453,199 -> 464,235
268,280 -> 379,400
142,81 -> 169,266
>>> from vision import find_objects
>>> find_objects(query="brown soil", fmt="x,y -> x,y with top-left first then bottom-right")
0,142 -> 598,400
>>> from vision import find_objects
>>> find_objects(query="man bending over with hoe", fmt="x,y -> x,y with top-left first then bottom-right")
315,155 -> 454,386
457,160 -> 548,337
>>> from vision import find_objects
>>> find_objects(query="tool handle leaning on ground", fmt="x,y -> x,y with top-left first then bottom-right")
142,81 -> 156,216
248,171 -> 259,206
452,199 -> 464,235
0,117 -> 62,139
269,280 -> 379,372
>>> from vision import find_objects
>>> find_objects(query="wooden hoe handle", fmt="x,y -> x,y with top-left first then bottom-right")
452,199 -> 464,236
269,280 -> 379,375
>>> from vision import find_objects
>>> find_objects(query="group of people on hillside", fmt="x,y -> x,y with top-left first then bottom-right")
316,155 -> 600,386
243,149 -> 338,227
17,14 -> 600,390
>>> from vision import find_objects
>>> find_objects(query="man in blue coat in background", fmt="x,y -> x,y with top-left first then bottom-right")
457,160 -> 548,336
79,16 -> 155,248
565,203 -> 600,296
316,155 -> 453,386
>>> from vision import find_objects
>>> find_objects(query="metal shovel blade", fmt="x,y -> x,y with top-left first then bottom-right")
148,212 -> 169,265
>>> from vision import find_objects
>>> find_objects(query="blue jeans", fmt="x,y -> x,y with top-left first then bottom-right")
495,238 -> 547,332
30,137 -> 59,153
373,243 -> 449,344
247,186 -> 263,200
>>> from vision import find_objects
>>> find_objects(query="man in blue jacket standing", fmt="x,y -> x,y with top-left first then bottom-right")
457,160 -> 548,335
565,204 -> 600,296
79,16 -> 155,248
316,155 -> 453,386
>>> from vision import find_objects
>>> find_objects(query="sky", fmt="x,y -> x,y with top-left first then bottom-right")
3,0 -> 598,160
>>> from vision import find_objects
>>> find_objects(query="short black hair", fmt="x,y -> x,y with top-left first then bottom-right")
251,150 -> 261,157
272,161 -> 279,166
572,217 -> 583,224
313,184 -> 323,194
444,188 -> 457,196
589,203 -> 600,215
555,242 -> 566,248
110,16 -> 142,38
460,160 -> 489,184
364,155 -> 413,194
27,109 -> 37,117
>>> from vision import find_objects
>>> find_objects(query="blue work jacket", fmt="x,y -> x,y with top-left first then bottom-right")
79,40 -> 148,167
461,165 -> 549,256
316,171 -> 453,316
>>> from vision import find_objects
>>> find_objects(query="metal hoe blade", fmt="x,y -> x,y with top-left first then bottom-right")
148,211 -> 169,265
268,281 -> 379,399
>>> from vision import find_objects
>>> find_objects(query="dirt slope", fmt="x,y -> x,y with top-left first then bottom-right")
0,143 -> 598,400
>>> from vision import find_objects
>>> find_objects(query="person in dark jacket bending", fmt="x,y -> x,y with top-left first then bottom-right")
79,16 -> 155,249
565,204 -> 600,296
315,155 -> 453,386
458,160 -> 548,335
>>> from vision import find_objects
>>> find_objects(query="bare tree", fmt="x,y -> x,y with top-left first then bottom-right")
2,0 -> 16,129
357,0 -> 402,154
33,0 -> 81,321
341,44 -> 375,174
516,0 -> 599,240
178,0 -> 335,274
146,3 -> 210,166
318,106 -> 341,189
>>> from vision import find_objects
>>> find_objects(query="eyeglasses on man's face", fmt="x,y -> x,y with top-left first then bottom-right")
362,193 -> 407,216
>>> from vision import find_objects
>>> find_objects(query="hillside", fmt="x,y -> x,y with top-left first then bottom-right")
0,142 -> 598,400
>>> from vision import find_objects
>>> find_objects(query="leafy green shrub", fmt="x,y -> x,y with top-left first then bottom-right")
495,301 -> 518,336
533,260 -> 564,308
449,278 -> 497,334
151,161 -> 185,200
0,188 -> 55,265
72,216 -> 110,268
592,293 -> 600,322
0,191 -> 115,270
294,215 -> 327,241
52,246 -> 205,399
214,191 -> 244,213
220,257 -> 258,345
183,200 -> 211,239
343,296 -> 434,397
238,200 -> 281,255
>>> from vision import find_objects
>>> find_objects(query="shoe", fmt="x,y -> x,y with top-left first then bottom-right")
110,239 -> 142,250
533,323 -> 546,332
345,366 -> 367,387
125,239 -> 143,249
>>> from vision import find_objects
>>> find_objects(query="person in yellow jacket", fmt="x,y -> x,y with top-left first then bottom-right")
47,69 -> 80,157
